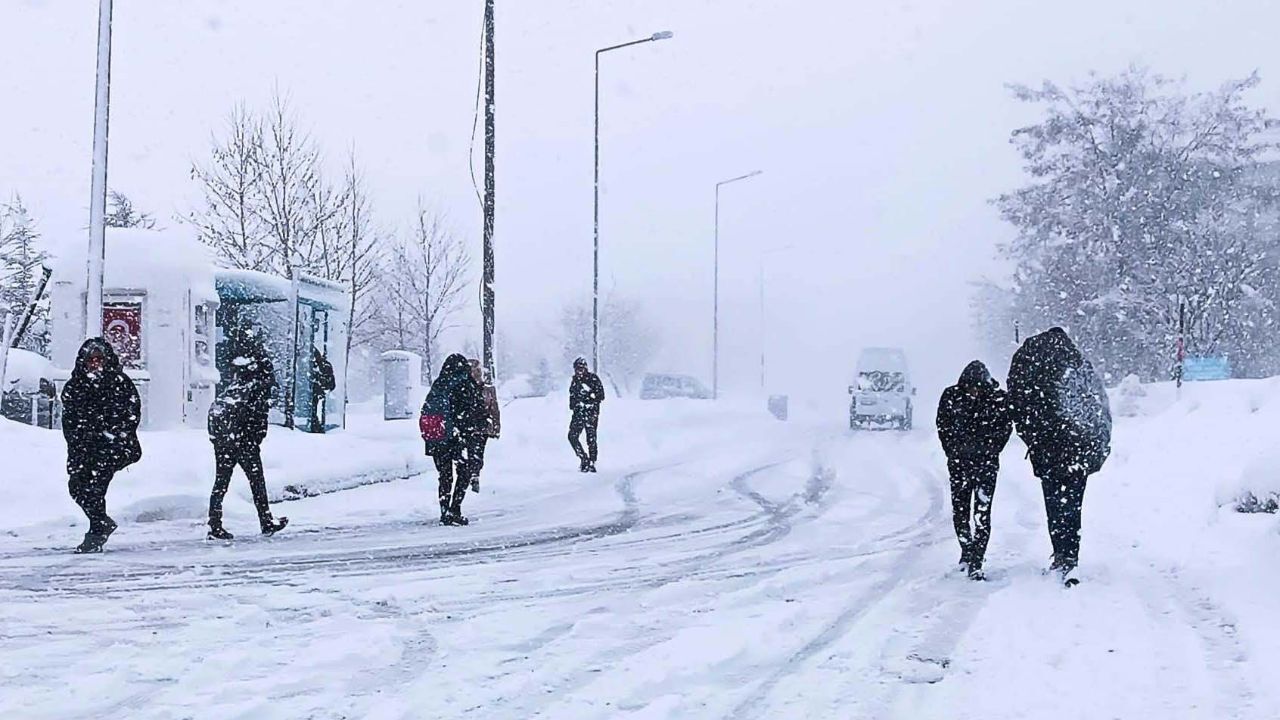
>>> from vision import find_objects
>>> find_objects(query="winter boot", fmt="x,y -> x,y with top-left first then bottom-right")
260,516 -> 289,537
967,561 -> 986,581
579,459 -> 590,473
207,525 -> 235,541
73,533 -> 105,554
587,461 -> 598,473
443,513 -> 470,526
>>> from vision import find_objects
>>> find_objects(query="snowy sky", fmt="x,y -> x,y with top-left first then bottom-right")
4,0 -> 1280,399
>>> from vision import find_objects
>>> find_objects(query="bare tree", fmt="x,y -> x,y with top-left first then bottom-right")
0,195 -> 48,353
560,292 -> 659,394
105,190 -> 156,229
254,90 -> 337,275
189,105 -> 270,270
373,206 -> 471,376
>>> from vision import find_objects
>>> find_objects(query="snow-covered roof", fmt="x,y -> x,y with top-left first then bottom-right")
3,348 -> 52,394
216,268 -> 294,303
50,227 -> 218,303
215,268 -> 350,310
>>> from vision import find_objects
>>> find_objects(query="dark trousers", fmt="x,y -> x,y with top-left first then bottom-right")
210,444 -> 274,530
568,410 -> 599,463
948,457 -> 998,568
435,449 -> 473,515
69,466 -> 116,536
1040,469 -> 1088,569
468,435 -> 489,478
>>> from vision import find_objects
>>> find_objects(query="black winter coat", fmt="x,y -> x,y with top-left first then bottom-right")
423,354 -> 487,448
209,345 -> 276,448
569,372 -> 605,416
311,349 -> 335,394
937,361 -> 1012,462
61,338 -> 142,475
1007,327 -> 1112,478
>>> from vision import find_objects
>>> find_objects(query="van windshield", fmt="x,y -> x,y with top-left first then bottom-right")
858,371 -> 905,393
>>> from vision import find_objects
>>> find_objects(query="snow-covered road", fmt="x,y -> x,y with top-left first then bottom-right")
3,392 -> 1279,719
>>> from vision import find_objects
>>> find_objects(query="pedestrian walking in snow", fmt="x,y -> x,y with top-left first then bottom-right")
61,338 -> 142,553
308,347 -> 335,434
1007,327 -> 1111,586
206,327 -> 288,540
568,357 -> 605,472
421,354 -> 486,526
467,358 -> 501,492
937,360 -> 1012,580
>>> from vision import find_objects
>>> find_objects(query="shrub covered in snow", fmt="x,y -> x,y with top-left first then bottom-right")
1115,374 -> 1148,418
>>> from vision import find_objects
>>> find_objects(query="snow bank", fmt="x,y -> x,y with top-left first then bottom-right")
1098,376 -> 1280,514
0,395 -> 783,533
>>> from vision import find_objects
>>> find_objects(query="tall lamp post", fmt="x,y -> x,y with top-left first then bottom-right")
713,170 -> 762,399
86,0 -> 114,340
593,30 -> 673,371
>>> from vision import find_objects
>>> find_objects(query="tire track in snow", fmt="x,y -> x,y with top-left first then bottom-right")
491,455 -> 839,719
724,463 -> 950,720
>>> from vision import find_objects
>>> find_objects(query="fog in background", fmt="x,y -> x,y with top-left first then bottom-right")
5,0 -> 1280,406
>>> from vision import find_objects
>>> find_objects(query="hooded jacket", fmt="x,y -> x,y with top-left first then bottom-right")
569,366 -> 605,415
209,344 -> 276,449
423,354 -> 486,444
61,338 -> 142,474
937,360 -> 1013,461
1007,328 -> 1112,478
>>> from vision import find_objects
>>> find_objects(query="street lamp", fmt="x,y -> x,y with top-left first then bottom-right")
593,30 -> 674,371
713,170 -> 762,399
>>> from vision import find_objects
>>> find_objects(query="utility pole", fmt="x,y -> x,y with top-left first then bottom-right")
86,0 -> 114,340
481,0 -> 497,382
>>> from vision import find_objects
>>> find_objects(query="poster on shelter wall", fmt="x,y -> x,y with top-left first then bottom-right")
103,304 -> 143,369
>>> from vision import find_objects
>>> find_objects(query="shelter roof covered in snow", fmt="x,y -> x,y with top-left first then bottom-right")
50,227 -> 217,303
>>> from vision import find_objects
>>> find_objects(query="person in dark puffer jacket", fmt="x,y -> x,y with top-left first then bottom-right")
1007,327 -> 1112,585
937,360 -> 1012,579
61,338 -> 141,554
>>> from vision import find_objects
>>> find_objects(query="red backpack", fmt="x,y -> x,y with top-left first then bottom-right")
419,413 -> 446,442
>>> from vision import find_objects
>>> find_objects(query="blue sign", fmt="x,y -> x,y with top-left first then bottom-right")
1182,356 -> 1231,382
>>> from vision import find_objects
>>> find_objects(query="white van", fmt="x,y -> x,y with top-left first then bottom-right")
848,347 -> 916,430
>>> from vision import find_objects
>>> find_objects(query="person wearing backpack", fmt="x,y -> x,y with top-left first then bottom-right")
937,360 -> 1012,580
61,338 -> 142,553
421,354 -> 486,526
1007,327 -> 1112,585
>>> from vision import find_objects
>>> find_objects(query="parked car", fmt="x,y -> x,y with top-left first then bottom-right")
848,347 -> 915,430
640,373 -> 713,400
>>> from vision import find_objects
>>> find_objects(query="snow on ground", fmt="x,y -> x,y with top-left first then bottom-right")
2,382 -> 1279,719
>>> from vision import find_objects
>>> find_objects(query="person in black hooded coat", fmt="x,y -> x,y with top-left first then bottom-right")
937,360 -> 1012,579
206,326 -> 287,540
1007,327 -> 1111,582
422,353 -> 486,526
61,338 -> 141,553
